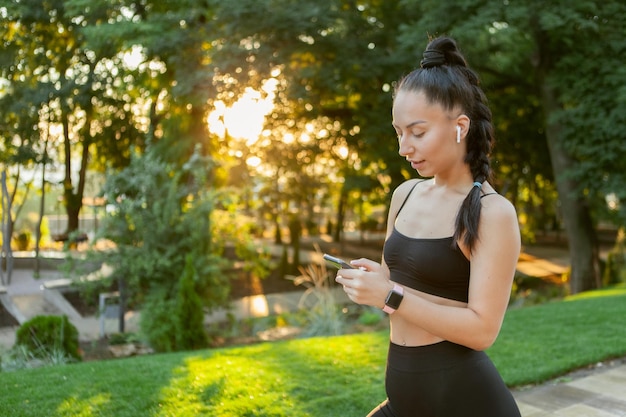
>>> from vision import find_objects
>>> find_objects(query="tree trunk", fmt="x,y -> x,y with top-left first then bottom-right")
540,81 -> 600,293
35,156 -> 47,276
118,275 -> 126,333
65,196 -> 81,233
1,171 -> 13,286
289,215 -> 301,274
333,187 -> 347,243
61,103 -> 92,237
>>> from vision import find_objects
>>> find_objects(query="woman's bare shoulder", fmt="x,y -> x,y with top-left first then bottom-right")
387,179 -> 427,223
391,178 -> 428,203
480,192 -> 517,216
480,193 -> 519,237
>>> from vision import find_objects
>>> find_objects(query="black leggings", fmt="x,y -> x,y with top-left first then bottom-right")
367,341 -> 521,417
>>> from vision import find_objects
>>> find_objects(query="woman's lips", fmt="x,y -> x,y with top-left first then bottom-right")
411,160 -> 425,170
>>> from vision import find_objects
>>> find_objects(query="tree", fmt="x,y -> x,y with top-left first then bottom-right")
206,0 -> 415,240
547,3 -> 626,232
96,145 -> 222,348
67,143 -> 270,351
399,0 -> 626,293
6,0 -> 623,297
0,161 -> 35,285
1,1 -> 146,241
0,83 -> 41,284
511,1 -> 625,292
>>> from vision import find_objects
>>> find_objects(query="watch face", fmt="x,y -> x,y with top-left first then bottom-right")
385,290 -> 403,310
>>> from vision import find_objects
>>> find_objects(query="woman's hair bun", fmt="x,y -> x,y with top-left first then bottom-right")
419,37 -> 467,69
420,49 -> 446,68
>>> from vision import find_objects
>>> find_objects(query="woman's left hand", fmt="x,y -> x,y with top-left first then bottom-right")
335,258 -> 392,308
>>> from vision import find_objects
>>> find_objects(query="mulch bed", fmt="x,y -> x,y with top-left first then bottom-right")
229,268 -> 300,299
62,291 -> 99,316
0,303 -> 19,327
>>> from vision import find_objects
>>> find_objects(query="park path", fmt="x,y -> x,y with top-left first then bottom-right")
513,359 -> 626,416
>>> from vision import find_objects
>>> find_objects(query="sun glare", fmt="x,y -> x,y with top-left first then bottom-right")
247,156 -> 261,167
122,45 -> 144,70
208,79 -> 277,145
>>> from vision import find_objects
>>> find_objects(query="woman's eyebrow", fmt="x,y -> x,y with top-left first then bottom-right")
392,120 -> 427,129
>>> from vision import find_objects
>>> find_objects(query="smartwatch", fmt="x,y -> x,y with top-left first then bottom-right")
382,283 -> 404,314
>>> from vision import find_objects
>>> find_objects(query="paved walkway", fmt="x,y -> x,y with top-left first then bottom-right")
1,246 -> 625,415
513,359 -> 626,416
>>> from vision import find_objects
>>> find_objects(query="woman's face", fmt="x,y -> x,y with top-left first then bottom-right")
392,90 -> 464,178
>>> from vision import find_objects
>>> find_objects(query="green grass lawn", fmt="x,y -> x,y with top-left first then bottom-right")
1,285 -> 625,417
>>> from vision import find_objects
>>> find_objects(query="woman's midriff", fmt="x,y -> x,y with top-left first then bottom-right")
389,288 -> 468,347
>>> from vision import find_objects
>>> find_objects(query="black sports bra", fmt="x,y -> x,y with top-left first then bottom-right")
383,181 -> 493,303
384,229 -> 470,302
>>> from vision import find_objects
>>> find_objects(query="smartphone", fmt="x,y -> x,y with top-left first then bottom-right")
323,254 -> 354,269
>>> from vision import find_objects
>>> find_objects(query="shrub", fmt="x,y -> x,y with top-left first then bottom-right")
139,289 -> 178,352
14,315 -> 81,361
174,254 -> 208,351
357,308 -> 383,326
140,256 -> 213,353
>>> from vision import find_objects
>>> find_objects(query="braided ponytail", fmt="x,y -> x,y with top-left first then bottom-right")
395,36 -> 495,252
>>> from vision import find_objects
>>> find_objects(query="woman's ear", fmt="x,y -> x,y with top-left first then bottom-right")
456,115 -> 471,140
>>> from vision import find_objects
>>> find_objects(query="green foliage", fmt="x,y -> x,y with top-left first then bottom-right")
211,208 -> 274,280
1,0 -> 147,240
397,0 -> 625,292
66,143 -> 270,352
603,251 -> 625,285
14,315 -> 81,361
139,289 -> 179,352
510,273 -> 569,307
4,0 -> 625,238
357,308 -> 384,326
174,254 -> 209,351
79,145 -> 224,351
207,0 -> 412,241
4,0 -> 625,317
1,344 -> 74,372
543,1 -> 626,226
603,229 -> 626,285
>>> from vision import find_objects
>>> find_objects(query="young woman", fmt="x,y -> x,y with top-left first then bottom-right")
335,36 -> 522,417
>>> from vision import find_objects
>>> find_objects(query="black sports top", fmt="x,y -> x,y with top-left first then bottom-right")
384,231 -> 470,302
383,181 -> 473,303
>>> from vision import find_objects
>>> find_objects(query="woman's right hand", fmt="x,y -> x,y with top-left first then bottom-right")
335,258 -> 392,309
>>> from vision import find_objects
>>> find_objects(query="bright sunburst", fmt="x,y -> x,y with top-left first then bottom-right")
208,79 -> 277,145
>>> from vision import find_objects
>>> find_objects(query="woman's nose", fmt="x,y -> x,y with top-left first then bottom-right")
398,134 -> 413,156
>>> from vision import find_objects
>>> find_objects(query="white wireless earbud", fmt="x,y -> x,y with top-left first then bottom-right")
456,126 -> 461,143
